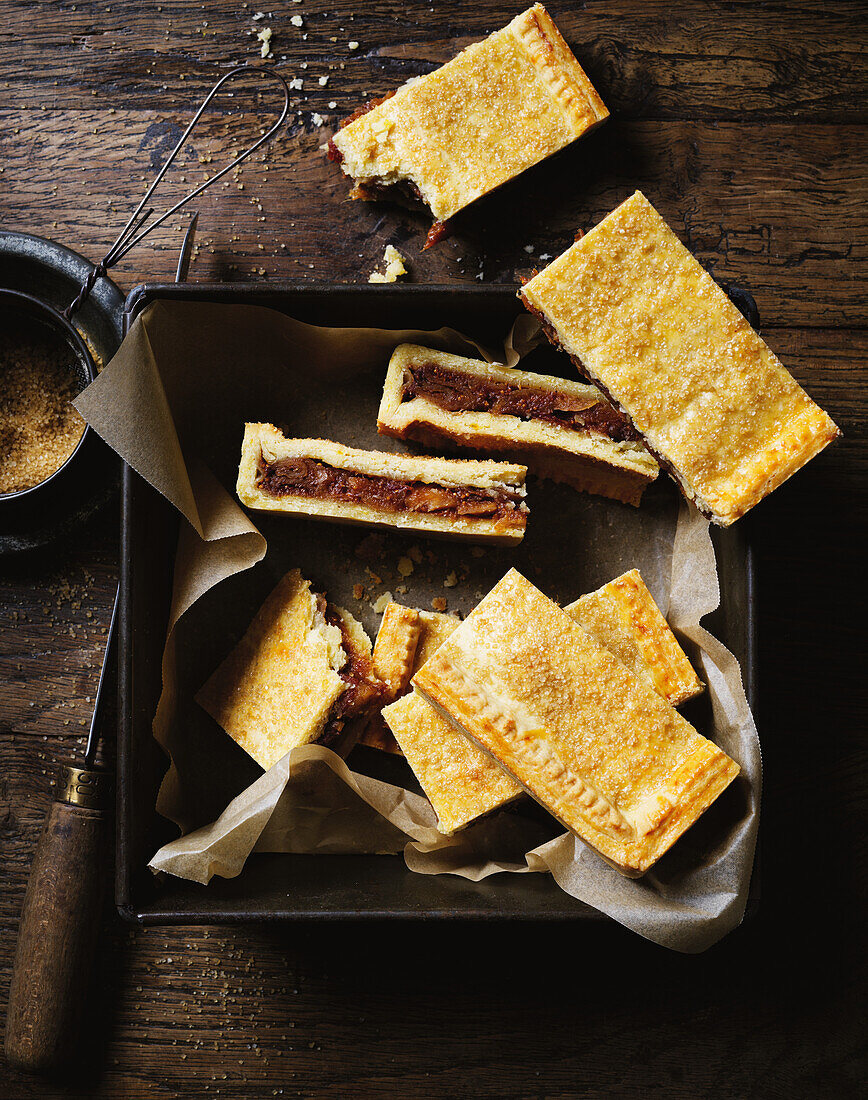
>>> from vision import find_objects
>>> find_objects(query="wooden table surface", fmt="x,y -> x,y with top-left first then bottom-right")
1,1 -> 865,1096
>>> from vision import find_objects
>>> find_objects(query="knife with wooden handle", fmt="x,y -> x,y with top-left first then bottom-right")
5,585 -> 118,1073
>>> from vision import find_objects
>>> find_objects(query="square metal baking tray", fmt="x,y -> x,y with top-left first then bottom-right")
117,283 -> 756,924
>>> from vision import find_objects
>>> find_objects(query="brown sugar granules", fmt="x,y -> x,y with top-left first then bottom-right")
0,323 -> 86,494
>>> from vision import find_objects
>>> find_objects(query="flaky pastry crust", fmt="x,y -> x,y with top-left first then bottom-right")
378,344 -> 658,506
237,423 -> 528,545
330,5 -> 608,223
412,569 -> 739,873
565,569 -> 703,706
196,570 -> 378,771
520,191 -> 840,525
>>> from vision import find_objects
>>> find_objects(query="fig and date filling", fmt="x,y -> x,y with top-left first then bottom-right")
255,453 -> 526,527
316,600 -> 384,747
401,363 -> 641,443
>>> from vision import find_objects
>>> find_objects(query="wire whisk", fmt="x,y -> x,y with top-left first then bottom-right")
65,65 -> 290,319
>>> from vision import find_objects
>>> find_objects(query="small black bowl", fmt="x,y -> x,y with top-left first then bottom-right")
0,232 -> 124,553
0,288 -> 98,503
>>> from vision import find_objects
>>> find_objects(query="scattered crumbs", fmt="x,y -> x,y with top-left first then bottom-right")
538,253 -> 552,262
256,26 -> 273,58
470,546 -> 486,558
291,14 -> 303,27
523,244 -> 534,253
369,244 -> 408,284
372,591 -> 394,614
407,545 -> 423,564
348,40 -> 359,50
288,77 -> 303,90
252,10 -> 265,20
311,113 -> 324,127
328,101 -> 337,110
432,597 -> 448,612
397,556 -> 414,578
365,567 -> 383,585
352,583 -> 366,600
318,75 -> 329,86
443,571 -> 458,588
396,584 -> 408,595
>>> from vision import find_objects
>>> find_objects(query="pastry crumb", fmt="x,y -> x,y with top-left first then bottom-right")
432,597 -> 448,612
365,567 -> 383,585
290,14 -> 303,27
397,556 -> 414,578
372,591 -> 393,614
348,40 -> 359,50
396,584 -> 408,594
443,571 -> 458,588
255,26 -> 272,58
352,583 -> 365,600
369,244 -> 408,284
311,113 -> 324,127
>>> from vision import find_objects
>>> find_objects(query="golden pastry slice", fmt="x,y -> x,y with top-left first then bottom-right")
520,191 -> 840,526
196,570 -> 384,771
358,602 -> 460,753
238,423 -> 528,545
565,569 -> 703,706
383,691 -> 524,834
378,344 -> 658,506
413,569 -> 739,874
328,5 -> 608,236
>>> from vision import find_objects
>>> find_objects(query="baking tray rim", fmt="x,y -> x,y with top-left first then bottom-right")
117,280 -> 757,924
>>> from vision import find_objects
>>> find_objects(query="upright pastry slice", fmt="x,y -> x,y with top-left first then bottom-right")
565,569 -> 702,706
359,602 -> 460,753
238,424 -> 528,545
413,569 -> 739,874
197,570 -> 384,770
521,191 -> 840,525
328,5 -> 608,238
378,345 -> 658,505
374,605 -> 523,832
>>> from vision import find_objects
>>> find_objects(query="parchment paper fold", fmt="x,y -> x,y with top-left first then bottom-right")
76,301 -> 761,953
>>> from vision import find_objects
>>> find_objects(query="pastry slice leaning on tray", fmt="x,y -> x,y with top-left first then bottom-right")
412,570 -> 739,875
238,423 -> 529,545
520,191 -> 840,525
197,570 -> 385,771
378,344 -> 659,505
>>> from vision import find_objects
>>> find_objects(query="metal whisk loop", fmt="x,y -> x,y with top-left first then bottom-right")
65,65 -> 290,319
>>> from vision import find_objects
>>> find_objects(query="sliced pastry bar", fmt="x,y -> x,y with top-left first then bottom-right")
565,569 -> 703,706
372,602 -> 522,832
412,569 -> 739,874
328,5 -> 608,240
383,691 -> 524,834
358,602 -> 460,753
520,191 -> 840,525
238,424 -> 528,545
378,344 -> 658,506
196,570 -> 385,771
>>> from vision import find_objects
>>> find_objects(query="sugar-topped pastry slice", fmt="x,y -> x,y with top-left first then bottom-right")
378,344 -> 658,505
413,569 -> 739,874
329,6 -> 608,238
238,424 -> 528,545
520,191 -> 840,525
197,570 -> 384,771
565,569 -> 702,707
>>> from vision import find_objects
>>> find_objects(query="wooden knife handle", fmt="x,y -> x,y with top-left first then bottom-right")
5,765 -> 108,1074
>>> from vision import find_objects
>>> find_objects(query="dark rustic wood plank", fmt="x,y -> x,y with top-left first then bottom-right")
1,0 -> 865,120
0,110 -> 864,327
1,1 -> 865,1097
